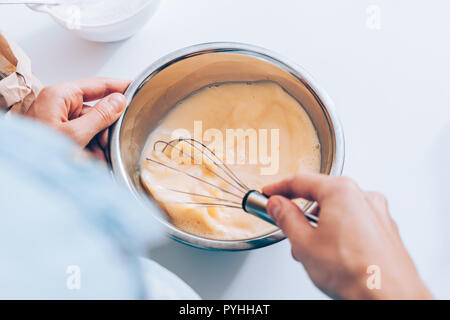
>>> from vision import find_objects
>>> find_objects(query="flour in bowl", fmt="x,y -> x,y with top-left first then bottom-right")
51,0 -> 150,26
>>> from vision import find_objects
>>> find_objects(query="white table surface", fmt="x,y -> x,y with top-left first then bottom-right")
2,0 -> 450,299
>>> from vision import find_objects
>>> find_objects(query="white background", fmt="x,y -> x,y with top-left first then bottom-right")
1,0 -> 450,299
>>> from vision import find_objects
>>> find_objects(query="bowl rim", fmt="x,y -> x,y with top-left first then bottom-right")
110,42 -> 345,251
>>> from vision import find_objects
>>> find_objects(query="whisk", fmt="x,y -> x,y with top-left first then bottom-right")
145,138 -> 318,226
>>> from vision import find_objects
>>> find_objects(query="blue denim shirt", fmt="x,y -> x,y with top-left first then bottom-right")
0,114 -> 198,299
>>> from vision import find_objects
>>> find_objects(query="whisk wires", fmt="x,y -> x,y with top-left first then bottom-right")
145,138 -> 250,209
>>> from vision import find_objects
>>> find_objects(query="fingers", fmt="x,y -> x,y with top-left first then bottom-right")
63,93 -> 126,147
74,78 -> 131,102
80,105 -> 110,150
267,195 -> 313,255
263,173 -> 330,202
26,78 -> 130,125
26,84 -> 79,123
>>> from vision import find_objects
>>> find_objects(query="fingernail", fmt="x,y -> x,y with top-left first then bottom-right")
268,197 -> 281,221
107,93 -> 125,113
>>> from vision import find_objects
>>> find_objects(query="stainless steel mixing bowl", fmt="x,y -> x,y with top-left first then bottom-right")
110,42 -> 345,251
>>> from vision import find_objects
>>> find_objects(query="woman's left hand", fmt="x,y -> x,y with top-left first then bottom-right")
26,77 -> 130,161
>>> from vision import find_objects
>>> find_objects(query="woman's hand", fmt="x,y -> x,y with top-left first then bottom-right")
26,77 -> 130,161
263,173 -> 432,300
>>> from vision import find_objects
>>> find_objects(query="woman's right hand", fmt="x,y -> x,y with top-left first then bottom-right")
263,173 -> 432,299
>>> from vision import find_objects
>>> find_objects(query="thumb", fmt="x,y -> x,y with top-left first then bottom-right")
65,93 -> 126,147
267,195 -> 313,246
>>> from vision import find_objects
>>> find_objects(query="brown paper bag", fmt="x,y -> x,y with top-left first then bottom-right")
0,30 -> 43,114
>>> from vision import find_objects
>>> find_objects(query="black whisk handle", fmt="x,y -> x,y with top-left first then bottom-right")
242,190 -> 277,226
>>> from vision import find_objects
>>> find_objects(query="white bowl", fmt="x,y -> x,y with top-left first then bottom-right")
28,0 -> 161,42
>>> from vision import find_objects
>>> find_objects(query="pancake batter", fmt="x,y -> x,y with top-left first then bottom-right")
140,81 -> 321,240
